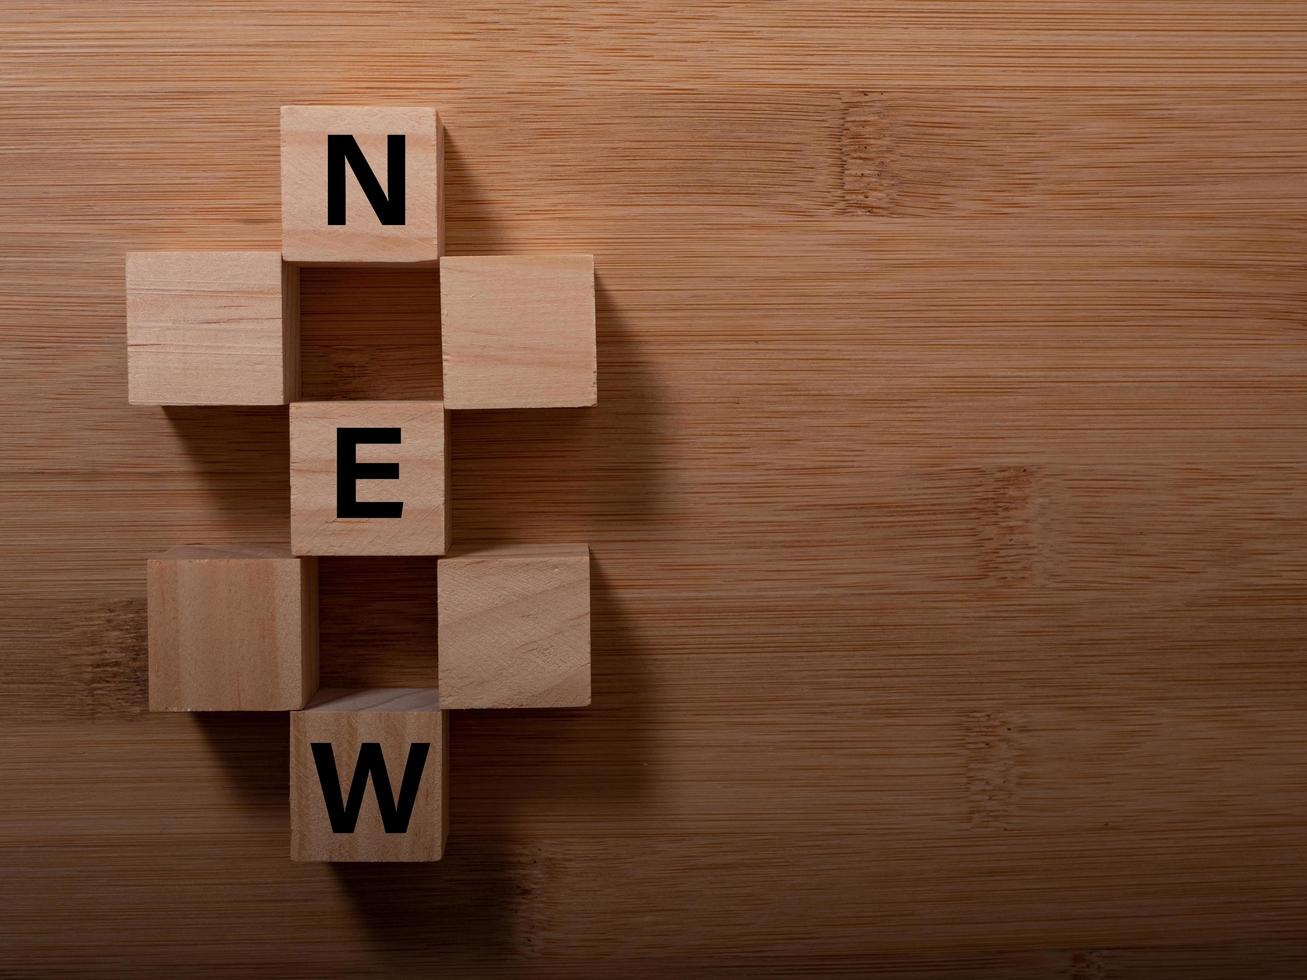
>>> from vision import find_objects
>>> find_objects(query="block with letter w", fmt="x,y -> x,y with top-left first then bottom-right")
291,689 -> 447,862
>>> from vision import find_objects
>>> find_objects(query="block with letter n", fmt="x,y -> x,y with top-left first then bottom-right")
280,105 -> 444,265
291,689 -> 448,862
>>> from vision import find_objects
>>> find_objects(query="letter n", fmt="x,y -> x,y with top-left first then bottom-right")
327,134 -> 406,225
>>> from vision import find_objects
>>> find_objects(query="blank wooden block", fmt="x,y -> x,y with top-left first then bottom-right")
281,106 -> 443,265
126,251 -> 298,405
148,546 -> 317,711
291,688 -> 448,862
438,544 -> 591,708
440,255 -> 597,408
290,401 -> 449,556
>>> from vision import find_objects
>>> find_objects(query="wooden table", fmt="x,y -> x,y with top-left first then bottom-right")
4,3 -> 1307,975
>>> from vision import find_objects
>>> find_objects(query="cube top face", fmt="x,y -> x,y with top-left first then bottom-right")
305,688 -> 442,713
281,106 -> 443,265
440,254 -> 597,409
445,543 -> 591,561
147,550 -> 317,711
291,687 -> 447,862
127,251 -> 296,406
438,544 -> 591,708
290,400 -> 449,556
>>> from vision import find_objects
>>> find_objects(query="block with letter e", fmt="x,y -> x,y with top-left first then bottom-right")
281,105 -> 443,265
291,689 -> 448,862
290,401 -> 449,556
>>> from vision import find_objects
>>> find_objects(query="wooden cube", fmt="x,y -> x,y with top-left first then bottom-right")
438,544 -> 591,708
291,689 -> 447,862
440,255 -> 596,408
290,401 -> 449,556
281,106 -> 443,265
148,546 -> 317,711
127,251 -> 298,406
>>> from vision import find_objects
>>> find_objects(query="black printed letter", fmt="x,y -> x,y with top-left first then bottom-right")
337,427 -> 403,519
311,742 -> 431,834
326,134 -> 406,225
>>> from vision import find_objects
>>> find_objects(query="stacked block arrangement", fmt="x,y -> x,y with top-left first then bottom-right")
126,106 -> 596,862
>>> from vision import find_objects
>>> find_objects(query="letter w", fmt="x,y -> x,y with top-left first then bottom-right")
311,741 -> 430,834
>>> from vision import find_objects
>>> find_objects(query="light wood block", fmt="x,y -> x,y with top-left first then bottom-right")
281,105 -> 443,265
148,546 -> 317,711
291,688 -> 448,862
438,544 -> 591,708
126,251 -> 299,406
440,255 -> 597,408
290,401 -> 449,556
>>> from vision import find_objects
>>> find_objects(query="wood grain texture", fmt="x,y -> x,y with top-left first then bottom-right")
440,255 -> 597,408
147,546 -> 317,711
290,401 -> 449,556
3,1 -> 1307,975
291,688 -> 448,862
438,544 -> 591,709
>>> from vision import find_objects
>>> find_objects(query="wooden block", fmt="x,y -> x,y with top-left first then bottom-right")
148,546 -> 317,711
290,401 -> 449,556
291,688 -> 448,862
440,255 -> 597,408
281,106 -> 443,265
126,251 -> 298,405
438,544 -> 591,708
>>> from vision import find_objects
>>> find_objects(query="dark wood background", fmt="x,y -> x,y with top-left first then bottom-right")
4,2 -> 1307,975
